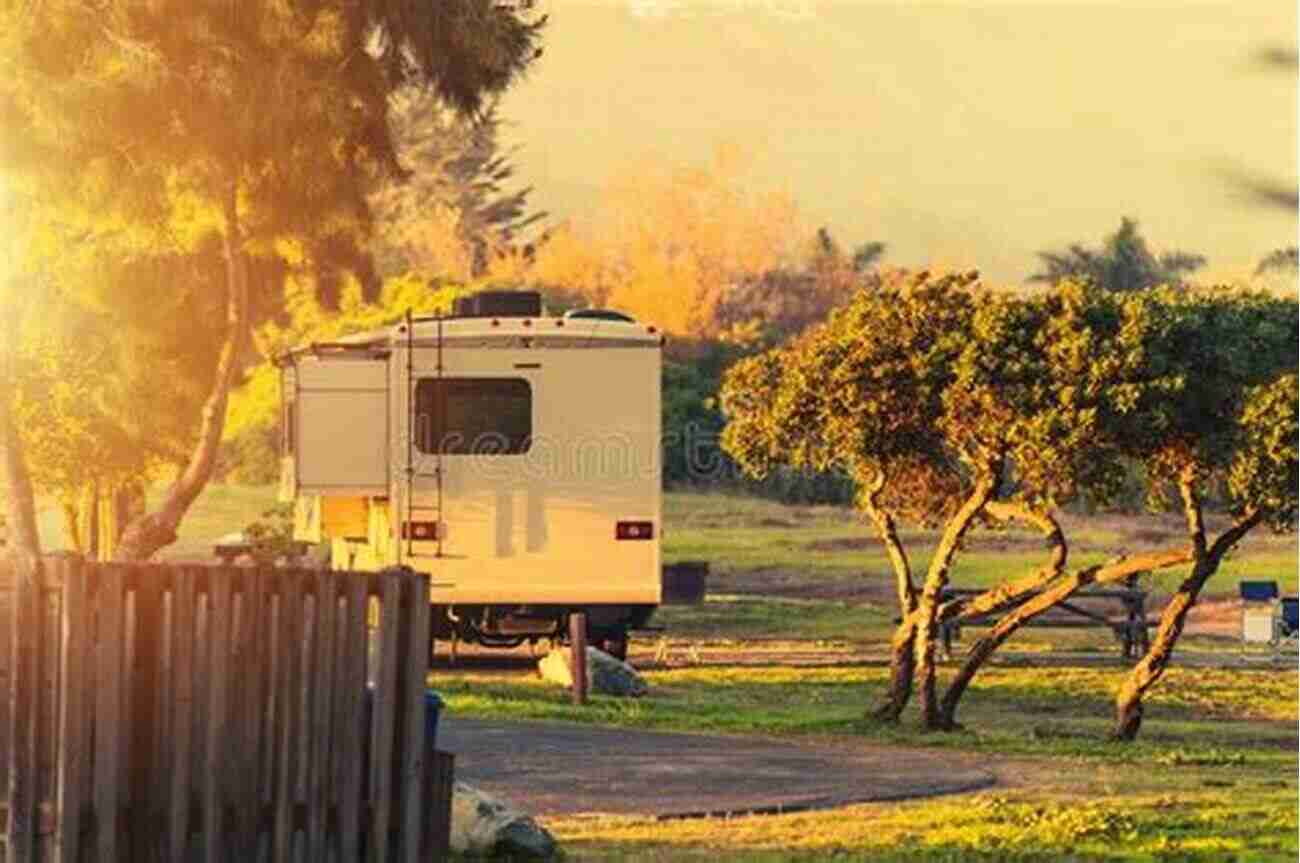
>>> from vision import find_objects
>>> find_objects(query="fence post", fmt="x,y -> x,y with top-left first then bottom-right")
569,613 -> 588,706
6,557 -> 42,862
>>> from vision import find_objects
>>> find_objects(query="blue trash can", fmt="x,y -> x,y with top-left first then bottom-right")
362,686 -> 444,746
424,690 -> 444,752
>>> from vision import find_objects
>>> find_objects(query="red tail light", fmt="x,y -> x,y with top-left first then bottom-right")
402,521 -> 441,541
615,521 -> 654,541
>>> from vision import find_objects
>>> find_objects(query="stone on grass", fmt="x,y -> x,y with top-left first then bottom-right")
450,781 -> 558,859
537,647 -> 648,697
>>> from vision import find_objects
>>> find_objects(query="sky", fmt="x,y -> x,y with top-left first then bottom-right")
497,0 -> 1298,286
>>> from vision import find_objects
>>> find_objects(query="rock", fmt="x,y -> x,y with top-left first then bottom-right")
537,646 -> 649,697
450,781 -> 558,859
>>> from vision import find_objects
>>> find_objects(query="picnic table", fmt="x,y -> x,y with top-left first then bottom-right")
940,582 -> 1152,659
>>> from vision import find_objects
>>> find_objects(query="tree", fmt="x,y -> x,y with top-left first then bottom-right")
1029,217 -> 1206,291
2,0 -> 543,561
1255,246 -> 1298,276
721,276 -> 1297,736
522,144 -> 803,335
371,91 -> 546,283
722,270 -> 1005,728
1108,288 -> 1297,738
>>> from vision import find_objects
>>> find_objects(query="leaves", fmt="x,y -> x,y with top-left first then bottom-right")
721,277 -> 1298,526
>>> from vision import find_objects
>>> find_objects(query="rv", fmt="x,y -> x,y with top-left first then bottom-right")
277,290 -> 662,660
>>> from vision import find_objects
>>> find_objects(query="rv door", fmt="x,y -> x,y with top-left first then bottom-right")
293,355 -> 389,495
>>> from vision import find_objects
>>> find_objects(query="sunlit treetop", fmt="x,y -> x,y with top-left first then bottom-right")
720,275 -> 1298,526
0,0 -> 544,260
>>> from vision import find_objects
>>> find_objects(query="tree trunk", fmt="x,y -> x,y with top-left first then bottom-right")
114,182 -> 249,562
874,618 -> 917,721
862,478 -> 919,721
931,505 -> 1066,727
60,501 -> 82,555
914,473 -> 997,730
940,548 -> 1190,728
1,408 -> 42,576
1,302 -> 42,577
1112,497 -> 1261,741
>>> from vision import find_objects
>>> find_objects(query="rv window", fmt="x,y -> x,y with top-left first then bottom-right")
415,378 -> 532,455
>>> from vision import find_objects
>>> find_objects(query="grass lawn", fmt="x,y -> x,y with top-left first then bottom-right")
663,490 -> 1299,597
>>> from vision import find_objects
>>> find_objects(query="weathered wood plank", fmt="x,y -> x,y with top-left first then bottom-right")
93,565 -> 127,863
306,571 -> 337,862
54,557 -> 89,863
203,569 -> 233,863
232,568 -> 268,861
272,572 -> 303,861
128,570 -> 166,862
368,572 -> 403,863
6,558 -> 42,863
400,573 -> 431,863
166,567 -> 197,862
337,576 -> 369,863
423,750 -> 455,861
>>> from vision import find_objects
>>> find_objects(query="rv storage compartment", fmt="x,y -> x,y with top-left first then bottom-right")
452,290 -> 542,318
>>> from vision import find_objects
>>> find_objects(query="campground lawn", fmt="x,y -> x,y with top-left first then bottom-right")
37,483 -> 1297,860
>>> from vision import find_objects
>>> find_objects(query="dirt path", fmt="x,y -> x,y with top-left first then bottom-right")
438,717 -> 995,818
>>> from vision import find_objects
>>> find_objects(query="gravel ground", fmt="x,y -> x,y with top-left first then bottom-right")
439,717 -> 995,818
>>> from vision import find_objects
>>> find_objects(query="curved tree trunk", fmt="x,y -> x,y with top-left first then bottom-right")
1113,486 -> 1261,741
862,478 -> 919,721
114,182 -> 249,562
932,504 -> 1067,727
940,548 -> 1191,728
875,618 -> 917,721
914,472 -> 998,730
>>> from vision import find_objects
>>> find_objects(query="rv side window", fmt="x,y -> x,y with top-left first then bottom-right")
415,378 -> 532,455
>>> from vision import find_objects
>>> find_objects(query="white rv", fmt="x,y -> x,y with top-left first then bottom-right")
277,291 -> 662,659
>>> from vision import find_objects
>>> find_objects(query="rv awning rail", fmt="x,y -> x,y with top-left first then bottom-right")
273,340 -> 391,367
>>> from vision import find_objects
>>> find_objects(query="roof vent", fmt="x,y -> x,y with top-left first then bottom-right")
563,308 -> 635,323
453,290 -> 542,318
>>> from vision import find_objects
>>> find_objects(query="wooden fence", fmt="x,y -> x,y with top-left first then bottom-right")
0,557 -> 453,862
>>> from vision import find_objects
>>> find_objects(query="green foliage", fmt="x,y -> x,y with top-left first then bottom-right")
721,276 -> 1299,527
662,361 -> 726,485
1029,217 -> 1206,291
242,503 -> 296,564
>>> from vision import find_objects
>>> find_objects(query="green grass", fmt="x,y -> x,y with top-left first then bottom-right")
664,490 -> 1298,595
433,664 -> 1296,761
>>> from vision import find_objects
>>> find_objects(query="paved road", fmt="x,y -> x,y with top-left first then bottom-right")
438,717 -> 995,819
